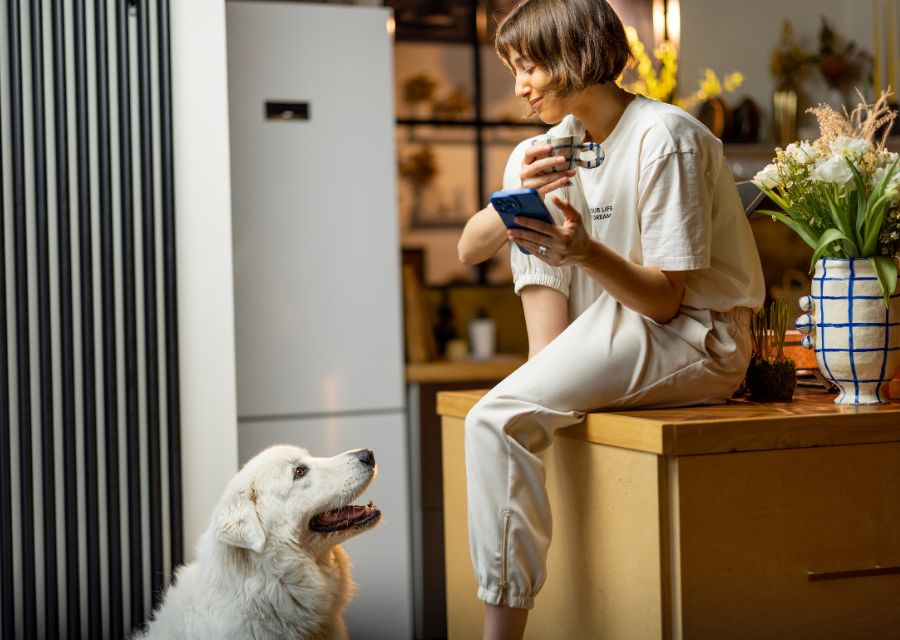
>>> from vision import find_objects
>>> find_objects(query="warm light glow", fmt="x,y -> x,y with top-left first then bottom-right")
322,374 -> 340,413
652,0 -> 665,46
386,14 -> 396,36
873,0 -> 881,97
888,0 -> 896,93
476,3 -> 488,42
666,0 -> 681,51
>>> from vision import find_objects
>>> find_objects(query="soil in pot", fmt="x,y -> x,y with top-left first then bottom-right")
745,357 -> 797,402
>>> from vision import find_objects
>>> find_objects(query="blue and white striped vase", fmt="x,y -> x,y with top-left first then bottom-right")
795,258 -> 900,404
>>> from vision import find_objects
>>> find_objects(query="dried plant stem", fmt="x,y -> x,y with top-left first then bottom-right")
807,89 -> 897,152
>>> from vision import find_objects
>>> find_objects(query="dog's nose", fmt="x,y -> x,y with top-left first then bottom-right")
355,449 -> 375,467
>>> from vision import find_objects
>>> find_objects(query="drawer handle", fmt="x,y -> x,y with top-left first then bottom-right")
807,565 -> 900,582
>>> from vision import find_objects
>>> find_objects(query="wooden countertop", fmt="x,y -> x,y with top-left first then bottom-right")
437,388 -> 900,456
405,355 -> 526,384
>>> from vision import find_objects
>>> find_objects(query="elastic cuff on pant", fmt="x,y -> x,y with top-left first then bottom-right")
477,585 -> 535,610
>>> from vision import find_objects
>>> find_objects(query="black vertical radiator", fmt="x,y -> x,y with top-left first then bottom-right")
0,0 -> 183,638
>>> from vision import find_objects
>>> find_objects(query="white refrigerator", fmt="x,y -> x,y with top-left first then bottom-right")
226,3 -> 413,638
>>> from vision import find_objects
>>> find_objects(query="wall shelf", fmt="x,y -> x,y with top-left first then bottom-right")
397,117 -> 545,128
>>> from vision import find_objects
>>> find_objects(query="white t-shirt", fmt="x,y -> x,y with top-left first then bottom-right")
505,94 -> 765,317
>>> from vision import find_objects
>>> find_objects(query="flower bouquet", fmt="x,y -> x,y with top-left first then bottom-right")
753,92 -> 899,303
752,91 -> 900,404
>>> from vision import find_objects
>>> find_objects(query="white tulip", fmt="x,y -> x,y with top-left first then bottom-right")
753,163 -> 782,189
829,136 -> 871,158
784,141 -> 817,164
810,155 -> 854,185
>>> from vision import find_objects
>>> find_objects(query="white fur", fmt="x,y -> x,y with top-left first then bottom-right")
135,445 -> 380,640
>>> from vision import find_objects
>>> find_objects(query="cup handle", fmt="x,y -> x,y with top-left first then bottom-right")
577,142 -> 604,169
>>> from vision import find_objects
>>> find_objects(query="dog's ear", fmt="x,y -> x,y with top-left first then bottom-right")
216,486 -> 266,553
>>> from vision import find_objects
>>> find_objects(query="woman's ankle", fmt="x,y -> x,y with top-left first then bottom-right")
483,603 -> 529,640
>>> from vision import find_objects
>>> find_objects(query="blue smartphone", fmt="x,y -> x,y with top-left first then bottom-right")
490,188 -> 555,254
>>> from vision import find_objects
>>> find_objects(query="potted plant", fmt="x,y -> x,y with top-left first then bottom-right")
746,299 -> 797,402
753,91 -> 900,404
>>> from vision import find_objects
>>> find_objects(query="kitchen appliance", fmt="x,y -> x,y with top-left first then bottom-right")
226,3 -> 412,637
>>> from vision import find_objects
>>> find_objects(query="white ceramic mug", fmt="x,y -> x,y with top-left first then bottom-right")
531,135 -> 604,173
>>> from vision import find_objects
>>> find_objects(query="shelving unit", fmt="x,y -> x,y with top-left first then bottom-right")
391,0 -> 545,228
396,118 -> 548,128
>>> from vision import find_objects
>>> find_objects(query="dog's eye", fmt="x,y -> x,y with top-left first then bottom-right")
293,465 -> 308,480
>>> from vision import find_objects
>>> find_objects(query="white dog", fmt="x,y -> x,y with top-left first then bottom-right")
135,445 -> 381,639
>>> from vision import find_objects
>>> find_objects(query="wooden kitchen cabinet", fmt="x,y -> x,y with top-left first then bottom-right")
437,390 -> 900,639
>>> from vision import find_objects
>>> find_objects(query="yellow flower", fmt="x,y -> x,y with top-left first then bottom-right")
699,69 -> 721,98
674,68 -> 744,110
619,26 -> 743,110
723,72 -> 744,92
618,26 -> 678,102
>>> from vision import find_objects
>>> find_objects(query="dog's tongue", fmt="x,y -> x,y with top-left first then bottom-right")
320,506 -> 367,524
310,501 -> 379,533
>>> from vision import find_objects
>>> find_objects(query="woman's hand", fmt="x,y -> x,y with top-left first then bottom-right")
521,144 -> 577,199
506,195 -> 594,267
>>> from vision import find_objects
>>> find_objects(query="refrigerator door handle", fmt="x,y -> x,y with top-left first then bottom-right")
264,101 -> 310,121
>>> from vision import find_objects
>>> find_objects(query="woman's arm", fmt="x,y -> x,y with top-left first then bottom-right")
458,205 -> 507,265
507,196 -> 685,324
574,243 -> 685,324
458,143 -> 576,265
520,285 -> 569,358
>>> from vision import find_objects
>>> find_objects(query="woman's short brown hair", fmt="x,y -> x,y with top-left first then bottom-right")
495,0 -> 631,96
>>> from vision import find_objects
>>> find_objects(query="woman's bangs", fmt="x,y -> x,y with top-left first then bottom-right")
496,7 -> 544,69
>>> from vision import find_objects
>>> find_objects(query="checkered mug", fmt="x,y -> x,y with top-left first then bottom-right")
531,135 -> 604,173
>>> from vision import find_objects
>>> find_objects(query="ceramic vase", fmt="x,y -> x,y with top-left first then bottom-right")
795,258 -> 900,404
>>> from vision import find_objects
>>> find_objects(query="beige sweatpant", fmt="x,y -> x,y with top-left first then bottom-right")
464,293 -> 751,609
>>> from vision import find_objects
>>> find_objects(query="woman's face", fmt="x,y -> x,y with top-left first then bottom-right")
509,50 -> 569,124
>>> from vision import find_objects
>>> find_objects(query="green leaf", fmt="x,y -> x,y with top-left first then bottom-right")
846,159 -> 868,245
809,228 -> 859,272
823,186 -> 855,248
756,184 -> 790,211
863,194 -> 890,256
758,209 -> 820,249
756,184 -> 814,224
868,256 -> 899,306
846,191 -> 861,249
862,158 -> 900,248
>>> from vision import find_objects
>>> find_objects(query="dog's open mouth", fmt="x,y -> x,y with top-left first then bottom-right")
309,500 -> 381,533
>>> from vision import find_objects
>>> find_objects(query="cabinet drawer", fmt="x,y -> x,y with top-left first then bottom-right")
675,443 -> 900,640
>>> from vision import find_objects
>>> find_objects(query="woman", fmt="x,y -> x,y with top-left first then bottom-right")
458,1 -> 765,638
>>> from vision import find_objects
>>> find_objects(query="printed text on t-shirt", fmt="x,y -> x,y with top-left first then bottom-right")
591,205 -> 613,221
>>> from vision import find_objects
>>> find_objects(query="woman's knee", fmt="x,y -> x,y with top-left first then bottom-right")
465,390 -> 556,458
464,390 -> 528,464
464,393 -> 501,452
